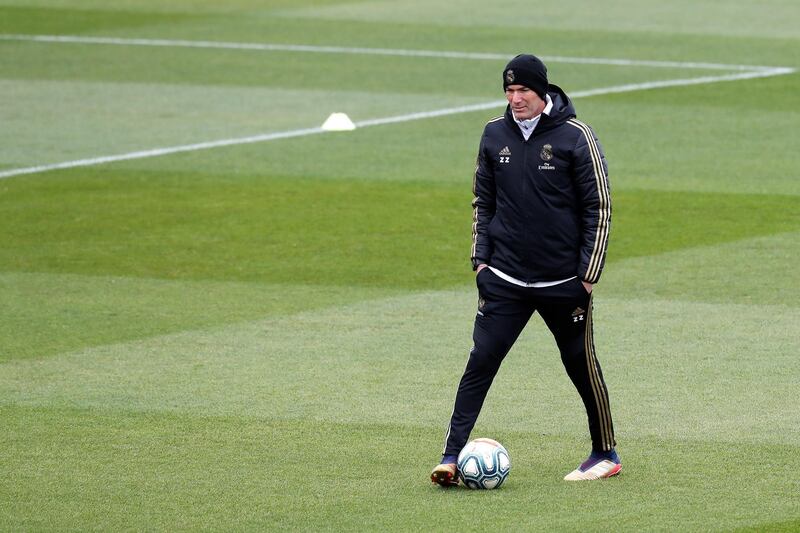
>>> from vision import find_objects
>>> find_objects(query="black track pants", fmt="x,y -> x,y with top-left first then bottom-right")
442,268 -> 616,455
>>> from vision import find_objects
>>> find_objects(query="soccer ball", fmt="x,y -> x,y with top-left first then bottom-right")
457,438 -> 511,489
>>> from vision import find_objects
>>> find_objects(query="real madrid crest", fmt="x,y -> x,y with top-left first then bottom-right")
540,143 -> 553,161
505,69 -> 515,84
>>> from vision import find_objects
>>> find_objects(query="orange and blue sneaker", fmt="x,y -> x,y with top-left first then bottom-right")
430,455 -> 459,487
564,449 -> 621,481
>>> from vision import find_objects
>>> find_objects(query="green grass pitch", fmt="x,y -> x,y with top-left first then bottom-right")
1,1 -> 799,530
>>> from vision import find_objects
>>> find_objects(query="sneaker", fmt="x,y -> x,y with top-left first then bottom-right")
563,449 -> 621,481
430,462 -> 459,487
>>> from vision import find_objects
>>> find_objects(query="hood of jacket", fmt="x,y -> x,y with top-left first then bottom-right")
503,84 -> 576,136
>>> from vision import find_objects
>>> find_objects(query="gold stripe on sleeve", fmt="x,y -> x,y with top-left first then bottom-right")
567,119 -> 610,283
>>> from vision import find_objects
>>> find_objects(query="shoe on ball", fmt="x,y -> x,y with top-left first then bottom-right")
430,462 -> 459,487
564,449 -> 621,481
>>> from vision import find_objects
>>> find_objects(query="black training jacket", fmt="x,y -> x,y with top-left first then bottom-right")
470,84 -> 611,284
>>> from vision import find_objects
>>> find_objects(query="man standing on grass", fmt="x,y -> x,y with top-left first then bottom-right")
431,54 -> 620,485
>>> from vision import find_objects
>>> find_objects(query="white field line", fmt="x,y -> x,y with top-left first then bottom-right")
0,68 -> 790,181
0,127 -> 329,179
0,35 -> 794,180
0,33 -> 788,72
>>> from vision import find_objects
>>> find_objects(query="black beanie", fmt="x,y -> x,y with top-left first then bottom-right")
503,54 -> 549,100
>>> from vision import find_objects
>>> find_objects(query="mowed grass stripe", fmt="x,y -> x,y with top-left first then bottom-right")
2,405 -> 798,531
606,230 -> 800,306
275,0 -> 800,40
5,34 -> 790,73
1,171 -> 797,287
2,289 -> 798,446
2,228 -> 796,364
0,272 -> 401,361
2,3 -> 797,69
0,78 -> 494,169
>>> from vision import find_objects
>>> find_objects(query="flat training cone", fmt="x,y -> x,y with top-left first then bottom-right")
321,112 -> 356,131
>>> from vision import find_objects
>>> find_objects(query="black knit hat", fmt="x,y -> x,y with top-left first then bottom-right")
503,54 -> 549,100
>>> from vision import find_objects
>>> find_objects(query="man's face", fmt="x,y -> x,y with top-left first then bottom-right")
505,84 -> 545,121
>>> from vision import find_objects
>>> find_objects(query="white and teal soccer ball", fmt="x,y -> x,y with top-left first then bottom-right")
457,438 -> 511,489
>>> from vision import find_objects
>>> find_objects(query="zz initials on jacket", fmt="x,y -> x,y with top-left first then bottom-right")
499,146 -> 511,164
